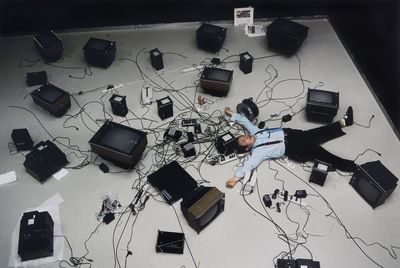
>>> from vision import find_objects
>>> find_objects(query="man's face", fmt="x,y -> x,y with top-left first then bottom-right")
238,135 -> 254,149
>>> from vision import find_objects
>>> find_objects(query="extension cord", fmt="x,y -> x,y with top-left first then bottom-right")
181,65 -> 205,73
219,153 -> 239,165
277,192 -> 307,207
102,83 -> 124,93
243,170 -> 257,192
141,86 -> 152,105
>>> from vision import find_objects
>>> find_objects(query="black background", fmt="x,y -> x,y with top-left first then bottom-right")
1,0 -> 399,132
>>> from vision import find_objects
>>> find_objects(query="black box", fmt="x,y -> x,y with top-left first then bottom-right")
196,23 -> 227,53
157,96 -> 173,120
181,142 -> 196,158
109,94 -> 128,117
239,52 -> 253,74
89,121 -> 147,169
33,31 -> 63,62
150,48 -> 164,70
306,88 -> 339,123
31,83 -> 71,117
215,132 -> 236,155
18,211 -> 54,261
11,129 -> 34,151
266,18 -> 308,55
350,161 -> 398,208
23,140 -> 68,183
200,67 -> 233,97
26,71 -> 48,87
309,160 -> 331,186
83,37 -> 116,68
155,230 -> 184,254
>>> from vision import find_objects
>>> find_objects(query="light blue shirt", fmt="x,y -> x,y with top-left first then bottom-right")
231,113 -> 285,178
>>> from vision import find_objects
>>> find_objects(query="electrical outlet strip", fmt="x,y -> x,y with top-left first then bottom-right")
141,86 -> 152,104
181,65 -> 205,73
278,192 -> 307,207
102,83 -> 124,93
218,153 -> 239,165
243,170 -> 257,192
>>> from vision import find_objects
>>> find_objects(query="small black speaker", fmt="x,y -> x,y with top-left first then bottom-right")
18,211 -> 54,261
23,140 -> 68,183
306,88 -> 339,123
11,129 -> 34,151
266,18 -> 308,55
239,52 -> 253,74
157,96 -> 173,120
150,48 -> 164,70
215,132 -> 236,155
309,160 -> 331,186
83,37 -> 116,68
109,94 -> 128,117
181,142 -> 196,158
33,31 -> 63,62
26,71 -> 48,87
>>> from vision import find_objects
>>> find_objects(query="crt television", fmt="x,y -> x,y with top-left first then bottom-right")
180,186 -> 225,233
200,67 -> 233,96
350,161 -> 398,208
305,88 -> 339,123
89,121 -> 147,169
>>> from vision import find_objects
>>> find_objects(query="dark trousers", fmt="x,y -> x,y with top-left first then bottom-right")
283,122 -> 356,172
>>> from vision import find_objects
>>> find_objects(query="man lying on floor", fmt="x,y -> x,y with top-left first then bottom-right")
224,106 -> 356,188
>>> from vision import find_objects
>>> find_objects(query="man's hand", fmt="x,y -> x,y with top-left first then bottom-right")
224,107 -> 234,117
226,177 -> 241,188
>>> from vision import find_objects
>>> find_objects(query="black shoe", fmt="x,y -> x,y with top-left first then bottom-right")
344,106 -> 353,126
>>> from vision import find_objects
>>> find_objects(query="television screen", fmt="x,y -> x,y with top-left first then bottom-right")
309,90 -> 332,103
205,69 -> 232,82
199,204 -> 218,226
35,85 -> 64,103
86,38 -> 109,51
99,127 -> 141,154
357,177 -> 380,204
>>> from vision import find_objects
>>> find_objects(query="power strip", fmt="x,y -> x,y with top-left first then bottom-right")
218,153 -> 239,165
102,83 -> 124,93
181,65 -> 205,73
277,192 -> 307,207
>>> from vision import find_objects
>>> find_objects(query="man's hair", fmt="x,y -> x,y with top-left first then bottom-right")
234,136 -> 249,153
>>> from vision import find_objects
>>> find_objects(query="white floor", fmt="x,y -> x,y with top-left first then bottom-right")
0,18 -> 399,268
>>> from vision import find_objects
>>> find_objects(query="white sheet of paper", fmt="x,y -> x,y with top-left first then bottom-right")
244,24 -> 266,37
0,171 -> 17,186
234,7 -> 254,26
52,168 -> 68,181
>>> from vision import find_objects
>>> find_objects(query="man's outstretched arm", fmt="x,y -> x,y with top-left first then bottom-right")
224,107 -> 259,135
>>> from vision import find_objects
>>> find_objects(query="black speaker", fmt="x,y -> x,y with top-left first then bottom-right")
30,83 -> 71,117
83,37 -> 116,68
109,94 -> 128,117
150,48 -> 164,70
266,18 -> 308,55
18,211 -> 54,261
309,160 -> 331,186
33,31 -> 63,62
23,140 -> 68,183
350,161 -> 398,208
11,129 -> 34,151
239,52 -> 253,74
26,71 -> 48,87
236,98 -> 259,122
196,23 -> 227,53
215,132 -> 236,155
181,142 -> 196,158
157,96 -> 173,120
